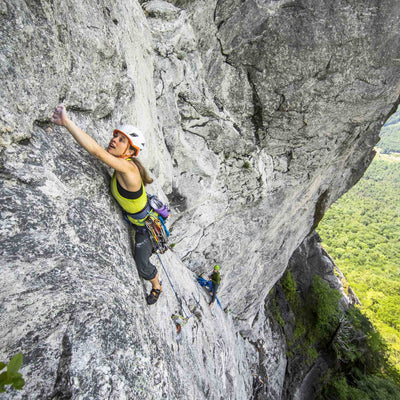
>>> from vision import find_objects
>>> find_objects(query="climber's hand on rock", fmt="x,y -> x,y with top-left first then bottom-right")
51,104 -> 69,126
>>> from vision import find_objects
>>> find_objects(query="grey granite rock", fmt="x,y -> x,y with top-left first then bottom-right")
1,0 -> 399,398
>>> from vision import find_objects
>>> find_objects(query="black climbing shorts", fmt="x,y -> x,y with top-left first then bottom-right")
129,226 -> 158,281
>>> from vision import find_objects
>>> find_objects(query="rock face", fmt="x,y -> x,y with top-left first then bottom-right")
1,0 -> 399,398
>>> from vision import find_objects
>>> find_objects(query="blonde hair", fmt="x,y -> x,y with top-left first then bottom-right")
131,157 -> 153,186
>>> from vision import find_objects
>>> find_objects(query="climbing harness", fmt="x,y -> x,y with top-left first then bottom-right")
123,193 -> 170,253
145,195 -> 170,254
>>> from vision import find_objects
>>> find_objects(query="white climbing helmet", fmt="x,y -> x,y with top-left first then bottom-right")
113,125 -> 146,156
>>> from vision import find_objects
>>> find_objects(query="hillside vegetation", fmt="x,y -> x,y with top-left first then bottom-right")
317,154 -> 400,374
274,270 -> 400,399
378,107 -> 400,154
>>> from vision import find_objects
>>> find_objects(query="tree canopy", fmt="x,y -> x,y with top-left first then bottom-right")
318,154 -> 400,373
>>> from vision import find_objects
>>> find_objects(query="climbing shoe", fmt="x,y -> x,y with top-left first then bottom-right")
146,287 -> 162,305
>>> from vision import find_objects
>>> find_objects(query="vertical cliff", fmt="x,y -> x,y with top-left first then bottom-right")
1,0 -> 400,398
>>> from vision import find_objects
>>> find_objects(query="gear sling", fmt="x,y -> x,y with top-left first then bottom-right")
123,194 -> 170,254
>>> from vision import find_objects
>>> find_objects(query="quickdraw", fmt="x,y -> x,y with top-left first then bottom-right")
171,314 -> 189,335
145,213 -> 170,254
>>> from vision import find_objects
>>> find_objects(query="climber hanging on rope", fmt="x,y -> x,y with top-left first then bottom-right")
51,105 -> 163,305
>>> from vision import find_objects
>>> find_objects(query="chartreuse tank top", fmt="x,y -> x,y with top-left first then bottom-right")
110,172 -> 148,226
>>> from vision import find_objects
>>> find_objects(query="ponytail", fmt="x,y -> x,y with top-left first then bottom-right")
131,157 -> 153,186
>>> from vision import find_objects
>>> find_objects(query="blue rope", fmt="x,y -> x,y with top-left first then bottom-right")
158,215 -> 170,237
156,253 -> 189,318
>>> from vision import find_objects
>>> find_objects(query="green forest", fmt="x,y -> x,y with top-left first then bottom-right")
317,109 -> 400,381
377,109 -> 400,154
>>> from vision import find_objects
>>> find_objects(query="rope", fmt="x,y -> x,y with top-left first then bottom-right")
126,209 -> 197,321
146,217 -> 198,321
156,253 -> 189,319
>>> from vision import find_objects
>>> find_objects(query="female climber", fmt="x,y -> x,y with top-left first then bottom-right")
51,104 -> 162,305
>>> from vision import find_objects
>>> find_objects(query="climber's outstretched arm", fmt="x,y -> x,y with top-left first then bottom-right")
50,104 -> 135,174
